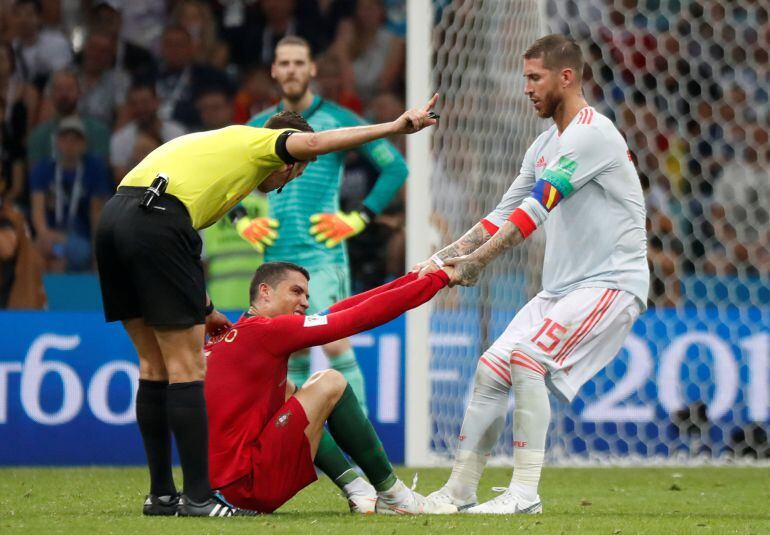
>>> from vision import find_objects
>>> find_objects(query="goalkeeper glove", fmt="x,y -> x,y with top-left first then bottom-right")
234,217 -> 279,253
309,208 -> 372,248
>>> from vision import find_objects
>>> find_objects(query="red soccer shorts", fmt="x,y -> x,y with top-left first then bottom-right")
218,396 -> 317,513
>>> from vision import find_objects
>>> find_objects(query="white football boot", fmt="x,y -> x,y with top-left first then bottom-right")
375,480 -> 458,515
344,478 -> 377,514
426,485 -> 478,511
464,487 -> 542,515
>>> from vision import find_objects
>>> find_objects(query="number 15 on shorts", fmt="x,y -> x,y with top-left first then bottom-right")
531,318 -> 567,354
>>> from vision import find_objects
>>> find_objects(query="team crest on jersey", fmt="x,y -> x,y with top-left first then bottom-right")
275,410 -> 293,428
303,314 -> 328,327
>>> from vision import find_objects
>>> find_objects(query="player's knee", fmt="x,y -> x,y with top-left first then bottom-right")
138,358 -> 168,381
311,369 -> 347,399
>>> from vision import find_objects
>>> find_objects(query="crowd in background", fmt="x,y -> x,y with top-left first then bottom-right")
549,0 -> 770,307
0,0 -> 408,308
1,0 -> 768,311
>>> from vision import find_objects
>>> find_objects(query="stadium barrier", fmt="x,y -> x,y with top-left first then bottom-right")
1,304 -> 766,465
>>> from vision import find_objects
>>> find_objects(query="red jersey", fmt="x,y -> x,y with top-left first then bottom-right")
204,271 -> 449,488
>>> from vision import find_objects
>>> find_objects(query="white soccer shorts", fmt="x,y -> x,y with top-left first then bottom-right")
483,287 -> 642,402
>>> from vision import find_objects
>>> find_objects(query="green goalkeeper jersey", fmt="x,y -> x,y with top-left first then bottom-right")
247,96 -> 408,269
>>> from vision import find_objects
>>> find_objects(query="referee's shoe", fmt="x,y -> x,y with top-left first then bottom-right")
177,491 -> 259,517
143,493 -> 181,516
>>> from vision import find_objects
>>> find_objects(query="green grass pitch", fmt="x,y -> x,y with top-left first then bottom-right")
1,466 -> 768,534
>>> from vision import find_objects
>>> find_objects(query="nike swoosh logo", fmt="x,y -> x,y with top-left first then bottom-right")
516,502 -> 542,514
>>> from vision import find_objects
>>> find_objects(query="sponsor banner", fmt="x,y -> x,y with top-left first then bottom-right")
0,312 -> 406,465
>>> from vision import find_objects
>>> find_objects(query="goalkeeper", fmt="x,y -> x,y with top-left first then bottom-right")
235,36 -> 408,418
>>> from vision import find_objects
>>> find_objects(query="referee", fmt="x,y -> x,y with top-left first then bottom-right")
95,95 -> 439,517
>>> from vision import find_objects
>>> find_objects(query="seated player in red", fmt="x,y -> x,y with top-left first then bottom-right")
204,261 -> 458,515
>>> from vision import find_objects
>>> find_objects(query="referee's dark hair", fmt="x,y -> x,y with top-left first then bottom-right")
265,111 -> 314,132
249,261 -> 310,303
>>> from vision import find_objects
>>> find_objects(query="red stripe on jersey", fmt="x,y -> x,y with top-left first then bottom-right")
553,289 -> 612,363
480,218 -> 499,236
508,208 -> 537,238
480,356 -> 512,385
511,351 -> 547,375
556,290 -> 620,365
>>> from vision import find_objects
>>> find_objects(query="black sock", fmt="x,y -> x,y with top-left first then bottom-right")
136,379 -> 176,496
167,381 -> 211,502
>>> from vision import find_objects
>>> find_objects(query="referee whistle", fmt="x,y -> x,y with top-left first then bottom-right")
140,173 -> 169,211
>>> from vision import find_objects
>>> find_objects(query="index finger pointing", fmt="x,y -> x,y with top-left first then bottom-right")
423,93 -> 439,112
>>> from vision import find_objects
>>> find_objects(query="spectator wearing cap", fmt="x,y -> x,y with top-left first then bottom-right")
110,82 -> 186,183
27,69 -> 110,167
29,116 -> 112,272
10,0 -> 73,90
154,25 -> 232,131
88,0 -> 157,83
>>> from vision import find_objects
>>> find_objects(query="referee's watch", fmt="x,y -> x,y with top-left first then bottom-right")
205,300 -> 215,316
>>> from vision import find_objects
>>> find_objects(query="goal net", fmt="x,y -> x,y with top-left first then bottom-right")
417,0 -> 769,464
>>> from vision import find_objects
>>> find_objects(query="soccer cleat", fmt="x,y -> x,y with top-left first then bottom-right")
464,487 -> 542,515
426,485 -> 478,511
177,491 -> 259,517
375,487 -> 458,515
345,479 -> 377,514
142,493 -> 181,516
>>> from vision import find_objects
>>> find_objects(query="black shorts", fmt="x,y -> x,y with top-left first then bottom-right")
95,186 -> 205,327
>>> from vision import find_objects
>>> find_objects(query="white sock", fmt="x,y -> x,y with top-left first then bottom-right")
445,353 -> 510,498
377,479 -> 410,504
509,362 -> 550,501
343,476 -> 373,497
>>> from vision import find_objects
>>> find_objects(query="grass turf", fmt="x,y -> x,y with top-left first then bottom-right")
1,466 -> 768,534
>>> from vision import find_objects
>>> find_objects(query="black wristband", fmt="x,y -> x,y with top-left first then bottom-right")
275,130 -> 299,164
205,300 -> 215,316
356,205 -> 376,225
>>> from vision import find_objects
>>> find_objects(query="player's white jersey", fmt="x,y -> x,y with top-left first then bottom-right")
484,107 -> 649,306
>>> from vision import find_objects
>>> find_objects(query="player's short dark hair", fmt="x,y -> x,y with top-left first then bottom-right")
524,34 -> 584,79
249,261 -> 310,303
264,111 -> 314,132
275,35 -> 313,59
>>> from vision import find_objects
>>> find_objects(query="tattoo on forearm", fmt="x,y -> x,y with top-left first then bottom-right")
436,223 -> 490,261
454,223 -> 524,286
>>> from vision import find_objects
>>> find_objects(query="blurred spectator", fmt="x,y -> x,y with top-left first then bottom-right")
314,52 -> 362,114
27,69 -> 110,166
118,0 -> 167,55
707,127 -> 770,277
88,0 -> 157,83
29,116 -> 111,272
368,90 -> 404,153
331,0 -> 405,104
0,174 -> 46,309
194,86 -> 233,131
232,0 -> 326,67
154,25 -> 232,130
71,30 -> 130,126
128,129 -> 161,168
110,82 -> 185,182
1,42 -> 38,207
172,0 -> 229,71
232,65 -> 278,124
10,0 -> 73,90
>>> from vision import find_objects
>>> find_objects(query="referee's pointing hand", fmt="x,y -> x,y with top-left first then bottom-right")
391,93 -> 440,135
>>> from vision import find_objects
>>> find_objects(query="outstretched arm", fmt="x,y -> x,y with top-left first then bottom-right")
264,270 -> 449,354
412,221 -> 492,277
285,94 -> 439,161
444,221 -> 525,286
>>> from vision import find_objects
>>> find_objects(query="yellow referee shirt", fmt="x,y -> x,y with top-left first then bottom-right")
120,125 -> 294,229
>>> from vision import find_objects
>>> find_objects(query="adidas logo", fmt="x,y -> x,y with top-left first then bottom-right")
535,156 -> 546,168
